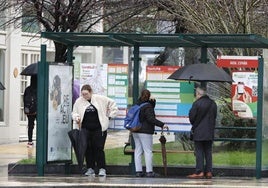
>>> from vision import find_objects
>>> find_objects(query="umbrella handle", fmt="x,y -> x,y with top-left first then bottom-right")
161,126 -> 169,136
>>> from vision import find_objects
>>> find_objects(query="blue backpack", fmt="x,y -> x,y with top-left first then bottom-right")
124,102 -> 148,131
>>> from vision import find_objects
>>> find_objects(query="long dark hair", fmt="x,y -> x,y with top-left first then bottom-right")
139,89 -> 151,102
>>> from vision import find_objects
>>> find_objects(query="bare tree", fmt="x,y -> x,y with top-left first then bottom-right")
1,0 -> 267,61
0,0 -> 154,62
153,0 -> 268,56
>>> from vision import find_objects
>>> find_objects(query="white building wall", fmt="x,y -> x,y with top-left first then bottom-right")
0,32 -> 99,144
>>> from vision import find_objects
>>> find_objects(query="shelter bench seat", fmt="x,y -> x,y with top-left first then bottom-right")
123,142 -> 193,155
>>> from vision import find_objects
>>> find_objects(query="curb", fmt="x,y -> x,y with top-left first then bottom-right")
8,163 -> 267,177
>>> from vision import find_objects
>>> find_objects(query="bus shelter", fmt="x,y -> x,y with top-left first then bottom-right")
38,33 -> 268,178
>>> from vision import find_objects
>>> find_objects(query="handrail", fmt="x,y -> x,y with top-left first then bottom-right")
215,126 -> 256,130
214,138 -> 256,142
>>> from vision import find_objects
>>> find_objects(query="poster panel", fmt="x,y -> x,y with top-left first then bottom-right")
216,55 -> 258,118
232,71 -> 258,118
47,63 -> 73,162
145,66 -> 195,132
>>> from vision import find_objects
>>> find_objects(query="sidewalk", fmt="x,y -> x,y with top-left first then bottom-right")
1,131 -> 268,187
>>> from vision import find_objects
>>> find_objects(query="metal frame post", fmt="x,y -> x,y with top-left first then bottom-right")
133,45 -> 140,103
256,57 -> 264,179
37,45 -> 48,176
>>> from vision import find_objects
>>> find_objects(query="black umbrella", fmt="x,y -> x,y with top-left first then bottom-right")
159,133 -> 167,176
159,129 -> 170,177
68,128 -> 88,173
20,63 -> 38,76
0,82 -> 5,90
168,63 -> 233,83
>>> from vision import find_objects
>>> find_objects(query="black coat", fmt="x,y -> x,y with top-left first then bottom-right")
136,99 -> 164,134
189,95 -> 217,141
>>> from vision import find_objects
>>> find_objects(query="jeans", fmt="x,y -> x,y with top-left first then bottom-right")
194,140 -> 213,173
132,133 -> 153,173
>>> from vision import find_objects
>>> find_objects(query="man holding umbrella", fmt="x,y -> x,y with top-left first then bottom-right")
187,86 -> 217,179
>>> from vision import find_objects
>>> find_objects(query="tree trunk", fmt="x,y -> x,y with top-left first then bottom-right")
54,42 -> 67,62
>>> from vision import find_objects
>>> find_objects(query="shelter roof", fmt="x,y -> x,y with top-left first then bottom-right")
41,32 -> 268,48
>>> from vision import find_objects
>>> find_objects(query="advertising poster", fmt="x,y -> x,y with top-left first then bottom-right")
80,64 -> 107,96
232,71 -> 258,118
107,64 -> 129,129
145,66 -> 195,132
217,56 -> 258,118
47,64 -> 73,162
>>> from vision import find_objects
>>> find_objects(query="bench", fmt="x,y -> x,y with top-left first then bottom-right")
123,142 -> 194,155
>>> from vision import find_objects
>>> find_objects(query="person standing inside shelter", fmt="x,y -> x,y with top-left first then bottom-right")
187,86 -> 217,179
23,75 -> 37,148
72,84 -> 118,177
132,89 -> 168,177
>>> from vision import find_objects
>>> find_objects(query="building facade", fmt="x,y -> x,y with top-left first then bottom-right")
0,26 -> 100,144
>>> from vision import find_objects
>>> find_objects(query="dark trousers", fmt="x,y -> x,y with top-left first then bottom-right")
27,114 -> 36,142
194,140 -> 213,174
85,130 -> 107,170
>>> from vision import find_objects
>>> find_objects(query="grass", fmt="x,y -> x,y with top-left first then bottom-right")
17,141 -> 261,167
105,141 -> 256,167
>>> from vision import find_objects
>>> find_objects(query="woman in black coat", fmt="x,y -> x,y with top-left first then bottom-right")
132,89 -> 168,177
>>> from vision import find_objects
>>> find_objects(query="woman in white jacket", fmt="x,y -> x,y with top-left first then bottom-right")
72,84 -> 118,177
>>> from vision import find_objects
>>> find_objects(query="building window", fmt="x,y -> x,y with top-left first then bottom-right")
21,4 -> 40,33
20,53 -> 39,121
21,16 -> 40,33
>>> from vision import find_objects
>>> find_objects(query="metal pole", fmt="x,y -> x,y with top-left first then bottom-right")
66,46 -> 73,64
130,44 -> 140,174
133,45 -> 140,103
37,45 -> 48,176
200,47 -> 208,64
256,57 -> 264,179
200,47 -> 208,87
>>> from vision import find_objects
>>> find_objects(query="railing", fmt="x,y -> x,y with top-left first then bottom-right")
214,126 -> 257,142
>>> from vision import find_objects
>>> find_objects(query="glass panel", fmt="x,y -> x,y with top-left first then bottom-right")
70,47 -> 257,168
262,61 -> 268,168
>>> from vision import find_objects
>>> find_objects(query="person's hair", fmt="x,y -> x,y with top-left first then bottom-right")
140,89 -> 151,102
196,86 -> 206,96
81,84 -> 93,93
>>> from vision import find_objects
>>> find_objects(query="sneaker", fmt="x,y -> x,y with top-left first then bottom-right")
146,172 -> 156,177
27,142 -> 33,148
98,168 -> 106,176
85,168 -> 95,176
135,171 -> 144,177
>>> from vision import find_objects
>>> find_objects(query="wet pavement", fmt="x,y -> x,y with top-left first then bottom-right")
1,175 -> 268,187
0,131 -> 268,187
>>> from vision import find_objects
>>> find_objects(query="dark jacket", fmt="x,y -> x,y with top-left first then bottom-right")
136,99 -> 164,134
189,95 -> 217,141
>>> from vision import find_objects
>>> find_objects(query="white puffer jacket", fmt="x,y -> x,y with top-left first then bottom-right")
72,94 -> 118,131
